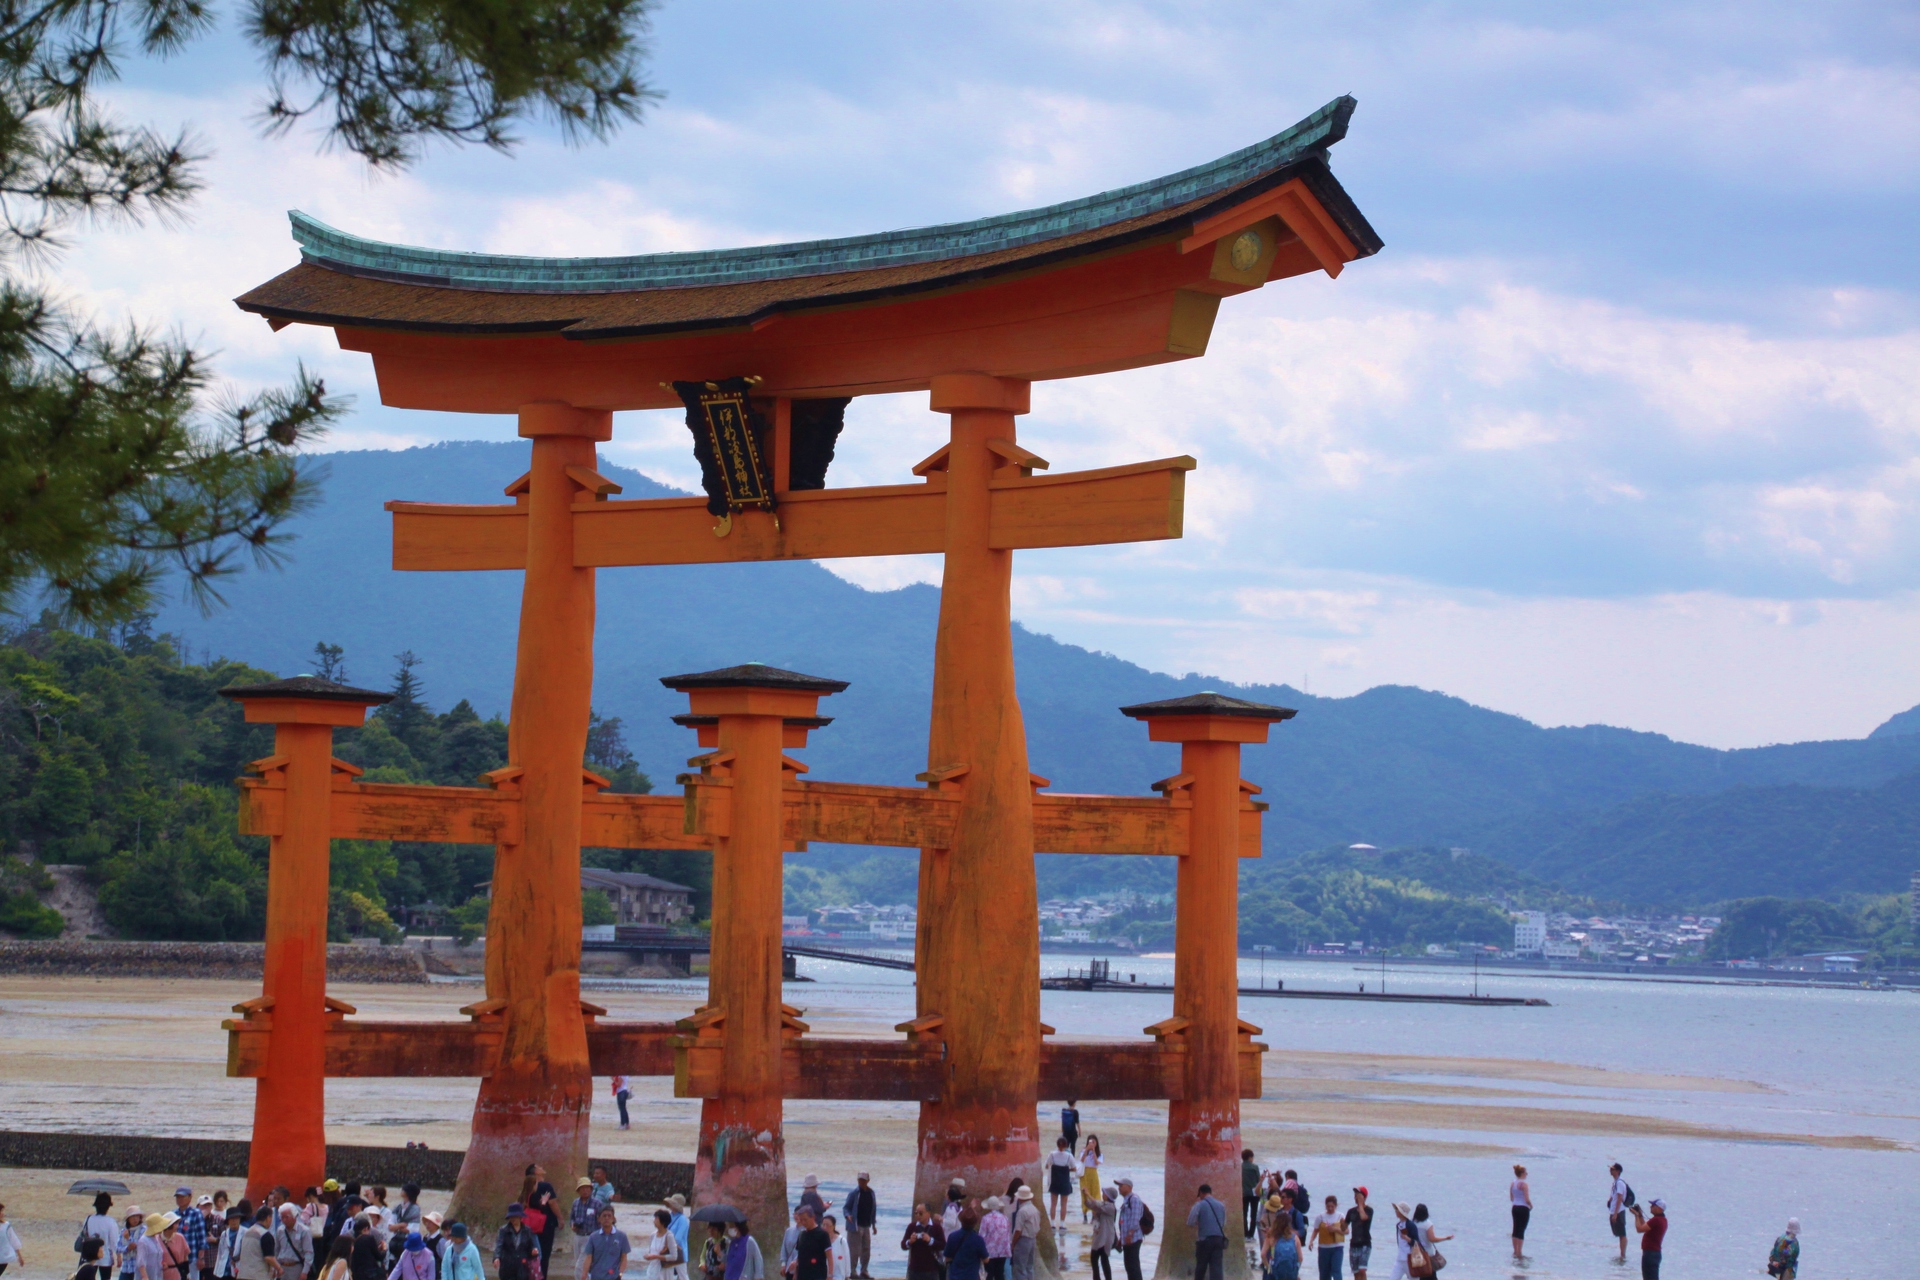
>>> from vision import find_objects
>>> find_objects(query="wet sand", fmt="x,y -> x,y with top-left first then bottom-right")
0,974 -> 1901,1279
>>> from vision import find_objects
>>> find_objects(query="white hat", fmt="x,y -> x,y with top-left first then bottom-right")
984,1197 -> 1004,1212
949,1178 -> 965,1189
1015,1187 -> 1034,1201
366,1207 -> 385,1219
1115,1178 -> 1133,1187
803,1175 -> 819,1188
1649,1198 -> 1666,1211
856,1172 -> 870,1181
197,1196 -> 214,1207
1786,1219 -> 1799,1234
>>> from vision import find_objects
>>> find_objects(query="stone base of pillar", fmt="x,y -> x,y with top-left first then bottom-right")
1154,1106 -> 1248,1280
447,1065 -> 591,1238
915,1111 -> 1060,1278
695,1103 -> 789,1261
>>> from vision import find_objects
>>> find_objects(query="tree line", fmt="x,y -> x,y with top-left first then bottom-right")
0,617 -> 708,942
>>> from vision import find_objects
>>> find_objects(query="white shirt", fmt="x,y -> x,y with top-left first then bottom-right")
1081,1152 -> 1101,1171
84,1214 -> 126,1262
1511,1180 -> 1530,1208
0,1221 -> 22,1264
1608,1178 -> 1628,1215
828,1235 -> 848,1280
1046,1152 -> 1076,1173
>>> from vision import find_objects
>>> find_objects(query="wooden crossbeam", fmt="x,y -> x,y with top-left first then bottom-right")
387,457 -> 1195,572
227,1020 -> 1262,1100
239,771 -> 1261,857
227,1018 -> 681,1079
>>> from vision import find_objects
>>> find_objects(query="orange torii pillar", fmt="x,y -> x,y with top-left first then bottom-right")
1121,693 -> 1294,1280
450,402 -> 609,1223
914,373 -> 1045,1218
219,676 -> 393,1199
665,664 -> 843,1254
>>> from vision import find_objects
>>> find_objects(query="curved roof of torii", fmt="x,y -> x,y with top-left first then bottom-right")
236,97 -> 1381,345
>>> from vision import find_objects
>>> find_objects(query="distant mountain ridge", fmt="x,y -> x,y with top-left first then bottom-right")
148,442 -> 1920,902
1472,768 -> 1920,906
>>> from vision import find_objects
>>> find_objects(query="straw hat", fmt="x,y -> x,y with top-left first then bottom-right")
576,1178 -> 593,1190
150,1212 -> 179,1233
424,1213 -> 444,1228
1391,1203 -> 1412,1218
1266,1196 -> 1283,1210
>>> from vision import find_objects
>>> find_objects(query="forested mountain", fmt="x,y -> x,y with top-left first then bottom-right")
1473,768 -> 1920,906
0,623 -> 686,941
141,443 -> 1920,855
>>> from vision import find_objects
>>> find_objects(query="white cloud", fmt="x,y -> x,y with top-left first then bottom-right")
32,0 -> 1920,749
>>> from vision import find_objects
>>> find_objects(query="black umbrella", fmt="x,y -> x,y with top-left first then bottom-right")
69,1179 -> 132,1195
690,1205 -> 746,1224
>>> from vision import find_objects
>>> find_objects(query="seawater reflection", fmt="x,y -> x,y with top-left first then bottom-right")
595,952 -> 1917,1280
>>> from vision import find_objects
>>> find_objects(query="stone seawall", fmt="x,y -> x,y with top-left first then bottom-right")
0,1130 -> 693,1200
0,940 -> 430,983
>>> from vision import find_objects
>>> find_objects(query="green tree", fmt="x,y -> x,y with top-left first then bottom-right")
312,641 -> 346,682
1704,898 -> 1858,960
581,886 -> 615,927
95,785 -> 266,939
0,0 -> 660,625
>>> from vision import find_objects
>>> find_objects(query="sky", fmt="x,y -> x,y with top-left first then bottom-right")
47,1 -> 1920,749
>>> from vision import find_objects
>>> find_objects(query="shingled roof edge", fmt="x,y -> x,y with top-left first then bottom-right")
286,96 -> 1363,297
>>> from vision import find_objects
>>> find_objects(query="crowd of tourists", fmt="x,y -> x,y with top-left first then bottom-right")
43,1137 -> 1812,1280
59,1165 -> 635,1280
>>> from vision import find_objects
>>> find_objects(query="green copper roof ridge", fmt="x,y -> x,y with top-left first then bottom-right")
289,96 -> 1356,295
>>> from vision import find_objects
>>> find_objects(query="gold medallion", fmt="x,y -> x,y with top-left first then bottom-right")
1230,228 -> 1263,272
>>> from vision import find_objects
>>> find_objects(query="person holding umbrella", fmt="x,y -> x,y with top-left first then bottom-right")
685,1207 -> 758,1280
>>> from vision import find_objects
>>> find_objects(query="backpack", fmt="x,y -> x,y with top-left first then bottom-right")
1138,1205 -> 1154,1237
1622,1184 -> 1636,1209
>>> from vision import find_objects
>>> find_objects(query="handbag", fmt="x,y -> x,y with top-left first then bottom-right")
1405,1223 -> 1434,1280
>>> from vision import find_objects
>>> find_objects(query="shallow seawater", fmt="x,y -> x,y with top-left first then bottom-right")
693,952 -> 1917,1280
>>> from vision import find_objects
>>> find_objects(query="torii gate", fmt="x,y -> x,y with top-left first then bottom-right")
225,95 -> 1379,1276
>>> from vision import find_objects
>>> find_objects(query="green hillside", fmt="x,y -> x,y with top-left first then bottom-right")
137,443 -> 1920,894
1473,769 -> 1920,906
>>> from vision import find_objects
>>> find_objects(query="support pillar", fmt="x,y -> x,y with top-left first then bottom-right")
450,402 -> 610,1227
667,665 -> 843,1257
1121,694 -> 1294,1280
915,374 -> 1044,1221
220,677 -> 392,1201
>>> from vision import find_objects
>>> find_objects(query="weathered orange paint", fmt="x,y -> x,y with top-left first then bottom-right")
383,455 -> 1193,573
1140,711 -> 1284,1280
914,373 -> 1047,1244
224,690 -> 382,1201
670,677 -> 835,1256
330,206 -> 1364,414
447,403 -> 607,1230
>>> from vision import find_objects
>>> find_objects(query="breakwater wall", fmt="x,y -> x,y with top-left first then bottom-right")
0,1131 -> 693,1200
0,940 -> 429,983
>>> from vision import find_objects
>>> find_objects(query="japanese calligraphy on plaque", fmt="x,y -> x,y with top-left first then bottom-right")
672,378 -> 775,517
